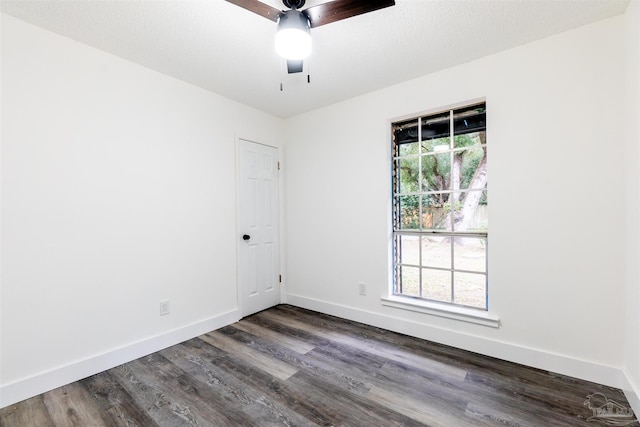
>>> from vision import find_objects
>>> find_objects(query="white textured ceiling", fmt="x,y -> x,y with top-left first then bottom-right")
0,0 -> 630,118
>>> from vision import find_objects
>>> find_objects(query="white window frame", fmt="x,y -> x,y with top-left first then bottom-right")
387,99 -> 497,327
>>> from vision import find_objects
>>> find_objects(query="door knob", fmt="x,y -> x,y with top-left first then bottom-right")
242,234 -> 251,241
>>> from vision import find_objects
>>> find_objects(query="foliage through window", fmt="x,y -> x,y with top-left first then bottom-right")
392,102 -> 488,309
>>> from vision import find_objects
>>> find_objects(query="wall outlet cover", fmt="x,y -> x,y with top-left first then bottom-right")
160,300 -> 170,316
359,283 -> 367,296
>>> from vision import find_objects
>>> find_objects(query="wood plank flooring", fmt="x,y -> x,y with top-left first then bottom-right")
1,305 -> 636,426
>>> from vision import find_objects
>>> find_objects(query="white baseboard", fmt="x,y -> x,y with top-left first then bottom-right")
286,294 -> 627,390
4,298 -> 637,418
0,309 -> 241,409
622,370 -> 640,420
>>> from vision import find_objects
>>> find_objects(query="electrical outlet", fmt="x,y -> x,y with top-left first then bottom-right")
160,300 -> 170,316
358,283 -> 367,296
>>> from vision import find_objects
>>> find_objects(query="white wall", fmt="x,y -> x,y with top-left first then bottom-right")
285,15 -> 628,387
0,14 -> 285,406
624,0 -> 640,414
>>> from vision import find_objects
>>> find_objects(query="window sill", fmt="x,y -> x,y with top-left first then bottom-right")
381,295 -> 500,328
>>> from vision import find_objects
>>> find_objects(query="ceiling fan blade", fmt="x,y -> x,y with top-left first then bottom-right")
225,0 -> 281,22
304,0 -> 395,28
287,60 -> 304,74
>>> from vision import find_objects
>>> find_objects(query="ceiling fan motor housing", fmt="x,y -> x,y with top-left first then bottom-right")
277,9 -> 311,32
283,0 -> 305,9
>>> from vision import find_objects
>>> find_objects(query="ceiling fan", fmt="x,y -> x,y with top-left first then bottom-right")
226,0 -> 396,74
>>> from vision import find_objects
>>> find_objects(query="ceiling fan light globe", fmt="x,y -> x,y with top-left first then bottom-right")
275,28 -> 311,60
275,9 -> 311,60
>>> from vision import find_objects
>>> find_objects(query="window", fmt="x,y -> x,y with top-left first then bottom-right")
391,102 -> 487,310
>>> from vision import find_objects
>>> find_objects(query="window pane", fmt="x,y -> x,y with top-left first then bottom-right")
422,269 -> 451,303
394,119 -> 419,144
398,158 -> 419,193
399,141 -> 419,157
453,190 -> 487,232
454,237 -> 486,272
421,194 -> 449,230
421,137 -> 449,154
458,145 -> 487,190
453,272 -> 486,309
454,131 -> 487,150
398,195 -> 420,229
421,111 -> 450,141
421,152 -> 450,192
453,104 -> 486,137
448,192 -> 462,230
421,237 -> 451,269
399,266 -> 420,297
398,235 -> 419,266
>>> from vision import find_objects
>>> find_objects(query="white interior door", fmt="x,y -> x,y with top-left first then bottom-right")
237,139 -> 280,317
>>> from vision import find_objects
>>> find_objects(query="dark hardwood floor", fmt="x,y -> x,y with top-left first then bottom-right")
1,305 -> 636,426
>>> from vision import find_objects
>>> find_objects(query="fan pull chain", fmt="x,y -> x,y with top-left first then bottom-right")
280,58 -> 284,91
278,58 -> 312,90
